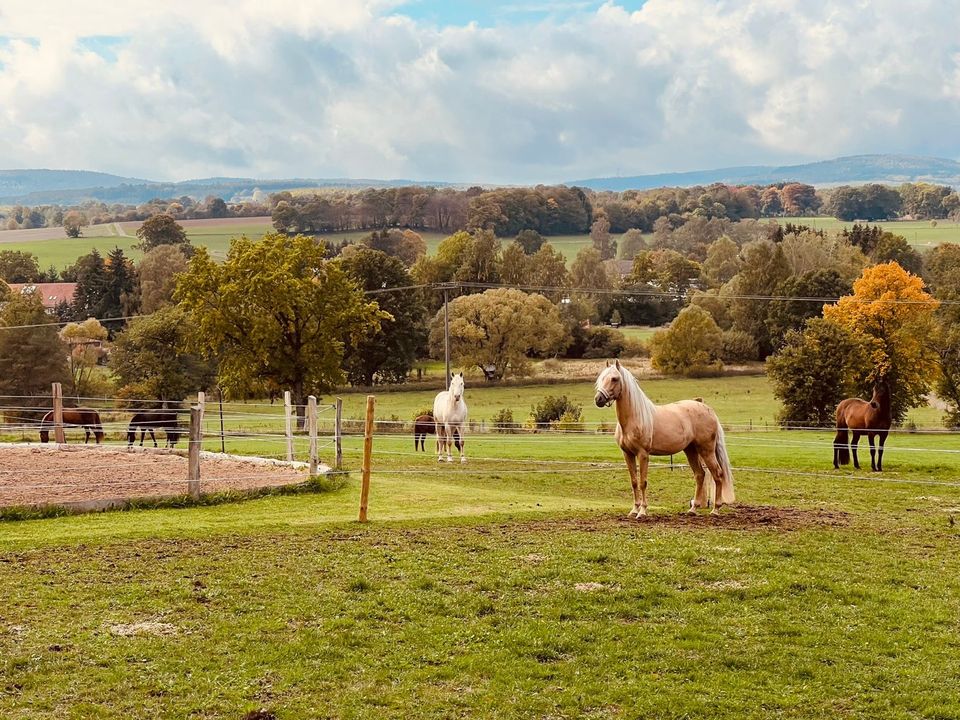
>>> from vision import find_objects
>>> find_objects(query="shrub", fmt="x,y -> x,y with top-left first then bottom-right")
490,408 -> 519,433
621,338 -> 649,358
555,408 -> 584,432
649,305 -> 723,377
720,329 -> 759,363
530,395 -> 582,430
582,326 -> 627,359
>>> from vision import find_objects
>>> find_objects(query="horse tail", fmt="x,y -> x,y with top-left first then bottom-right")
714,421 -> 735,505
834,428 -> 850,465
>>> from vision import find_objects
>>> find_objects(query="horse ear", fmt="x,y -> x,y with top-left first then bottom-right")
605,360 -> 610,368
615,359 -> 621,369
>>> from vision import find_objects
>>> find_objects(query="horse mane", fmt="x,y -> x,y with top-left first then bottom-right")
616,365 -> 656,445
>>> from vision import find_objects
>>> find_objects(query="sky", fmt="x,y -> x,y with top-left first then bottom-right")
0,0 -> 959,184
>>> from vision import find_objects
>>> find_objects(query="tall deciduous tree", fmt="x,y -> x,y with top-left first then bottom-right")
428,289 -> 565,379
0,250 -> 41,283
649,304 -> 724,377
0,292 -> 69,397
176,233 -> 385,425
339,248 -> 427,386
135,213 -> 190,252
822,262 -> 940,421
60,318 -> 108,398
138,245 -> 189,314
110,307 -> 215,403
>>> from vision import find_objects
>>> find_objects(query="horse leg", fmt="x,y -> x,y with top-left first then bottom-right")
851,432 -> 862,470
684,446 -> 708,513
868,433 -> 878,472
877,430 -> 888,472
701,449 -> 727,514
458,426 -> 466,464
84,428 -> 91,444
623,451 -> 642,518
139,429 -> 145,446
150,429 -> 158,448
436,426 -> 446,463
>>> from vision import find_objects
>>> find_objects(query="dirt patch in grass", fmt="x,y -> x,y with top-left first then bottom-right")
0,444 -> 308,509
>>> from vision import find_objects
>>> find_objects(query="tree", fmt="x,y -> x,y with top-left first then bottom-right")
138,245 -> 189,314
176,233 -> 385,426
766,269 -> 852,345
728,239 -> 790,356
515,229 -> 544,255
360,229 -> 426,266
428,289 -> 565,380
102,247 -> 137,328
617,229 -> 645,261
700,235 -> 740,288
871,233 -> 922,276
69,250 -> 110,321
569,246 -> 613,321
110,307 -> 215,403
63,210 -> 88,238
767,317 -> 870,426
339,248 -> 427,386
590,216 -> 615,260
60,318 -> 108,398
135,213 -> 190,252
649,304 -> 723,376
822,262 -> 941,422
0,292 -> 69,397
0,250 -> 41,283
780,183 -> 820,215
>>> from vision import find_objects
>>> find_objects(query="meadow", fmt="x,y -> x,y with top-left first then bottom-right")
2,374 -> 959,717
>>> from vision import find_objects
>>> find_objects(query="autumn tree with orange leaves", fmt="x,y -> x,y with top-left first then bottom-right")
822,262 -> 940,422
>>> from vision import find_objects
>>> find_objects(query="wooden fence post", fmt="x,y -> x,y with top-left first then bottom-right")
188,405 -> 201,500
359,395 -> 374,522
335,397 -> 343,470
197,391 -> 205,433
284,390 -> 294,462
51,382 -> 65,444
307,395 -> 318,475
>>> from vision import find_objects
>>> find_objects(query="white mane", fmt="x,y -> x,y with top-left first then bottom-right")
599,364 -> 656,445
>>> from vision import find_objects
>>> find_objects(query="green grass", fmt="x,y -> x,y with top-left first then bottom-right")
618,325 -> 660,342
2,372 -> 960,717
782,216 -> 960,249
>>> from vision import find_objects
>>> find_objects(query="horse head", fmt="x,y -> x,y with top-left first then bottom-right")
595,359 -> 623,407
870,378 -> 891,410
449,372 -> 465,403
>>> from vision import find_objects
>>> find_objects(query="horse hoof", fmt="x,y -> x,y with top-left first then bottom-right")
460,457 -> 467,464
627,510 -> 638,518
635,507 -> 647,518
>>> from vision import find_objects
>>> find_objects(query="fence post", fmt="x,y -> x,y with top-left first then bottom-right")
188,405 -> 201,500
284,390 -> 294,462
52,382 -> 65,444
335,397 -> 343,470
197,391 -> 205,430
307,395 -> 318,475
359,395 -> 374,522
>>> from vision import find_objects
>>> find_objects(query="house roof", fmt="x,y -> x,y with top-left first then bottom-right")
6,283 -> 78,309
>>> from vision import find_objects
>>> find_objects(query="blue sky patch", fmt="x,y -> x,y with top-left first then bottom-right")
77,35 -> 126,63
392,0 -> 646,27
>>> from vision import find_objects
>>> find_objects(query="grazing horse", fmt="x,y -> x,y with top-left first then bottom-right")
127,410 -> 181,448
39,408 -> 105,444
433,373 -> 468,463
833,380 -> 892,471
414,413 -> 436,451
595,360 -> 735,518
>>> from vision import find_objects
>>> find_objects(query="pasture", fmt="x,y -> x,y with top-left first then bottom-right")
2,374 -> 960,718
782,216 -> 960,248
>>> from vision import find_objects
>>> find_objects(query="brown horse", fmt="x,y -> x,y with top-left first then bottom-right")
833,380 -> 891,471
595,360 -> 734,517
414,413 -> 436,451
39,408 -> 105,444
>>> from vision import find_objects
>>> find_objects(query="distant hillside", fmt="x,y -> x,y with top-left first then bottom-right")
0,171 -> 458,205
570,154 -> 960,191
0,169 -> 150,199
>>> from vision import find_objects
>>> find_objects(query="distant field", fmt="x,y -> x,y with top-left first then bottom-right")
782,216 -> 960,248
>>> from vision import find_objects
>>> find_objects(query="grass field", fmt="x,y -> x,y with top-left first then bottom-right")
2,372 -> 960,717
782,216 -> 960,249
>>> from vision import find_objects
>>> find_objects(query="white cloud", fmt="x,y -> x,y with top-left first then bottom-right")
0,0 -> 958,183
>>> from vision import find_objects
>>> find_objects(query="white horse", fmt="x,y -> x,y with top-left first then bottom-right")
433,372 -> 468,463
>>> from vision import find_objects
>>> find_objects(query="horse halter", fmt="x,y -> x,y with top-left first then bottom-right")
596,388 -> 615,407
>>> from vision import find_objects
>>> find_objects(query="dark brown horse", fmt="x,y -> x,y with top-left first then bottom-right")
39,408 -> 105,444
414,413 -> 436,451
833,380 -> 892,471
128,410 -> 181,448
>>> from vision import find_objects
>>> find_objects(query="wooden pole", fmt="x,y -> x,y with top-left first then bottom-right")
218,386 -> 226,454
284,390 -> 294,462
188,405 -> 201,500
52,382 -> 65,444
443,288 -> 450,390
359,395 -> 374,522
335,397 -> 343,470
197,391 -> 205,441
307,395 -> 318,475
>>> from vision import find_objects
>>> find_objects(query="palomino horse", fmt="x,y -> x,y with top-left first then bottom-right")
433,373 -> 468,463
595,360 -> 735,517
39,408 -> 105,444
127,410 -> 181,448
414,412 -> 436,451
833,380 -> 891,471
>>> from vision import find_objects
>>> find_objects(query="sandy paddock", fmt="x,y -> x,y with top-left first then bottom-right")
0,443 -> 315,509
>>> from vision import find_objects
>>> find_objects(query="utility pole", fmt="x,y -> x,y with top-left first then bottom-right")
443,286 -> 451,390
